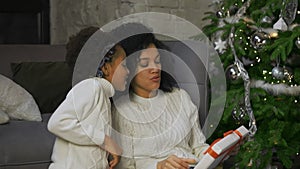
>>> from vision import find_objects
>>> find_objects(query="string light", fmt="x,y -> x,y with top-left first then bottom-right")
256,57 -> 261,62
270,32 -> 278,38
263,70 -> 268,74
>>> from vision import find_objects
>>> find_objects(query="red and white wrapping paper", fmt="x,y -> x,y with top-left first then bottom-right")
195,125 -> 249,169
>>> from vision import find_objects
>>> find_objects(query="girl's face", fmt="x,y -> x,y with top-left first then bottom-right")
105,45 -> 129,91
131,43 -> 161,98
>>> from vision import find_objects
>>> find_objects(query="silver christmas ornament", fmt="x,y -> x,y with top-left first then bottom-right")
284,66 -> 294,81
225,64 -> 241,80
272,66 -> 285,79
250,31 -> 269,49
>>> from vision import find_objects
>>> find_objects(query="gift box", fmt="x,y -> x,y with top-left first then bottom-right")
195,125 -> 249,169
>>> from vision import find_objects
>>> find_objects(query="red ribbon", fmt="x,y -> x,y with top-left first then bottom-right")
204,129 -> 243,159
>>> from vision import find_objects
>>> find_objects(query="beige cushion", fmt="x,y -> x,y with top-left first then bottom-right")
0,74 -> 42,124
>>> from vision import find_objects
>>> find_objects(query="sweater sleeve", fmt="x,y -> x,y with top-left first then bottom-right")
189,112 -> 210,159
181,89 -> 210,159
47,78 -> 107,146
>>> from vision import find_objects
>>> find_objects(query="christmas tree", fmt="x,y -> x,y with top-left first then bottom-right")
201,0 -> 300,168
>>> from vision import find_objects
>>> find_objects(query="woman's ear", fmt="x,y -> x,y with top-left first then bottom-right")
101,63 -> 111,77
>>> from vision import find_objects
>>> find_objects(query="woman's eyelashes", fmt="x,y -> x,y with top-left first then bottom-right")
155,57 -> 161,64
138,59 -> 149,67
138,56 -> 161,67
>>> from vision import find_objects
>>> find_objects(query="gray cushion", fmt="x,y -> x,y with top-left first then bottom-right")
11,62 -> 72,114
0,113 -> 55,168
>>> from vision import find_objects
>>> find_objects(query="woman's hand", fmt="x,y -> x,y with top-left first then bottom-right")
157,155 -> 196,169
109,154 -> 120,169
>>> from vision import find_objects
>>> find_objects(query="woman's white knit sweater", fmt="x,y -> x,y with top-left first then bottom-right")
112,88 -> 209,169
48,77 -> 114,169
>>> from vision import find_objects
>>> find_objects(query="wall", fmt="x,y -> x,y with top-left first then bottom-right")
50,0 -> 213,44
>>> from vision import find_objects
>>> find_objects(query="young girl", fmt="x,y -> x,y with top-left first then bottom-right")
47,30 -> 129,169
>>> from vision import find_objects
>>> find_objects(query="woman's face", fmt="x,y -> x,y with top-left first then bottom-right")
131,43 -> 161,98
105,45 -> 129,91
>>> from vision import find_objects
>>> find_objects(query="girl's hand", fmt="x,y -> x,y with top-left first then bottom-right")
157,155 -> 196,169
102,135 -> 122,155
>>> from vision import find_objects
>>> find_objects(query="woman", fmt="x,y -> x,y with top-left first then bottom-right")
112,29 -> 209,169
48,30 -> 129,169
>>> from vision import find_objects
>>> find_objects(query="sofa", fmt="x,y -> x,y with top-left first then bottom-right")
0,41 -> 210,169
0,45 -> 70,169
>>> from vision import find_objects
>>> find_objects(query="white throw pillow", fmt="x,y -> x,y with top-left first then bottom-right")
0,74 -> 42,123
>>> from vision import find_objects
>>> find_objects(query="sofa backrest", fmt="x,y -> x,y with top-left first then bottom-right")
0,45 -> 66,78
0,43 -> 209,125
0,45 -> 69,114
